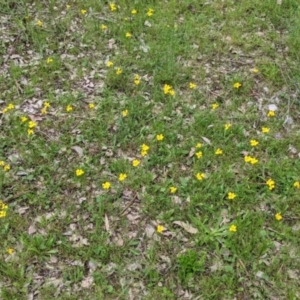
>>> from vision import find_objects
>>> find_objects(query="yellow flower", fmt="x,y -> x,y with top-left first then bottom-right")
224,123 -> 231,130
196,143 -> 202,148
28,121 -> 37,128
134,74 -> 141,85
141,144 -> 150,152
250,157 -> 258,164
233,82 -> 241,89
170,186 -> 177,194
157,225 -> 164,233
293,181 -> 300,189
212,103 -> 219,110
163,84 -> 175,96
7,248 -> 14,255
189,82 -> 196,89
0,161 -> 4,166
109,3 -> 117,11
227,192 -> 237,200
156,134 -> 164,141
46,57 -> 53,64
266,179 -> 275,190
36,20 -> 43,27
0,210 -> 7,218
141,150 -> 148,157
132,159 -> 140,167
215,148 -> 223,155
262,127 -> 270,133
267,110 -> 275,117
106,61 -> 113,67
122,109 -> 128,117
250,139 -> 259,147
2,108 -> 8,114
81,9 -> 87,15
147,8 -> 154,17
119,173 -> 127,181
89,103 -> 95,109
3,165 -> 10,172
195,151 -> 202,159
229,225 -> 237,232
66,105 -> 73,112
116,68 -> 122,75
196,173 -> 206,181
27,129 -> 34,135
21,116 -> 28,123
7,103 -> 15,110
66,4 -> 71,9
41,107 -> 47,114
102,182 -> 111,190
76,169 -> 84,176
44,102 -> 50,108
275,213 -> 282,221
101,24 -> 107,30
126,32 -> 132,38
131,9 -> 137,14
252,68 -> 259,73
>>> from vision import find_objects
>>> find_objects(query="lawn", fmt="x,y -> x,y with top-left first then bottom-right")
1,0 -> 300,299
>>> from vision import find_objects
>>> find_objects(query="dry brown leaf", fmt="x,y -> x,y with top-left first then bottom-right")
201,136 -> 212,145
173,221 -> 198,234
104,214 -> 110,233
71,146 -> 83,157
28,224 -> 37,235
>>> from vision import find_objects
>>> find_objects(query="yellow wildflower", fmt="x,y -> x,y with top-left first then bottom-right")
28,121 -> 37,128
132,159 -> 140,167
102,182 -> 111,190
81,9 -> 87,15
66,5 -> 71,9
122,109 -> 128,117
131,9 -> 137,14
267,110 -> 275,117
27,129 -> 34,135
252,68 -> 259,73
7,248 -> 14,255
0,211 -> 7,218
44,102 -> 50,108
233,82 -> 241,89
262,127 -> 270,133
266,179 -> 275,190
21,116 -> 28,123
36,20 -> 43,27
76,169 -> 84,176
116,68 -> 122,75
224,123 -> 231,130
7,103 -> 15,110
293,181 -> 300,189
106,61 -> 113,67
0,161 -> 4,166
89,103 -> 95,109
163,84 -> 175,96
215,148 -> 223,155
3,165 -> 10,172
157,225 -> 164,233
46,57 -> 53,64
109,3 -> 117,11
170,187 -> 177,194
134,74 -> 141,85
250,139 -> 259,147
126,32 -> 132,38
101,24 -> 107,30
119,173 -> 127,181
227,192 -> 237,200
275,213 -> 282,221
147,8 -> 154,17
196,173 -> 206,181
196,143 -> 202,148
66,105 -> 73,112
41,108 -> 47,114
141,144 -> 150,152
189,82 -> 196,89
156,134 -> 164,141
195,151 -> 202,159
229,225 -> 237,232
212,103 -> 219,110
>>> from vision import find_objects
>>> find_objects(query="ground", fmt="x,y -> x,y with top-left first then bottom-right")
1,0 -> 300,299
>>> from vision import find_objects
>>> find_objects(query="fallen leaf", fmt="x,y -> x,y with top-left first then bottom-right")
71,146 -> 83,157
28,224 -> 37,235
81,276 -> 94,288
173,221 -> 198,234
201,136 -> 212,145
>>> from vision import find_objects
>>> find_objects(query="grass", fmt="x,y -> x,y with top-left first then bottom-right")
1,0 -> 300,299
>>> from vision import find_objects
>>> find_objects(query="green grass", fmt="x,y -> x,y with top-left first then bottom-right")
1,0 -> 300,299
